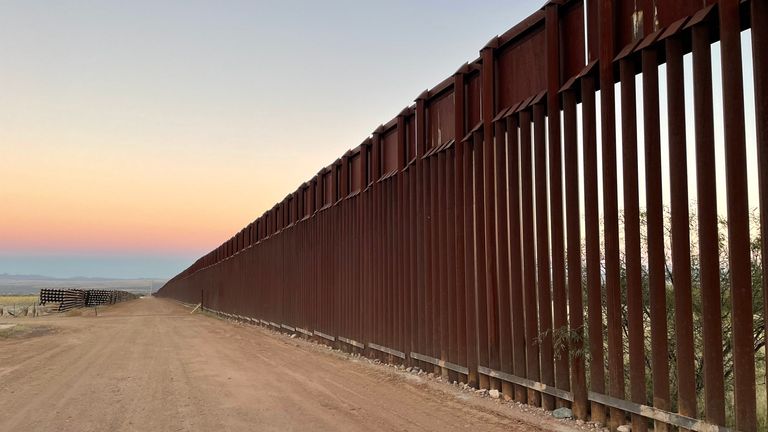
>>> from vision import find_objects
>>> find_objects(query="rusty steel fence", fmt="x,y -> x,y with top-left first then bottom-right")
157,1 -> 767,430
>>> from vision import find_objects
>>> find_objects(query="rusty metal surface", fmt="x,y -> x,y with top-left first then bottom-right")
157,1 -> 764,429
720,1 -> 756,429
753,0 -> 768,425
562,85 -> 588,420
618,51 -> 647,432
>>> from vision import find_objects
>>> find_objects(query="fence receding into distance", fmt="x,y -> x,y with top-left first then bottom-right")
157,1 -> 768,430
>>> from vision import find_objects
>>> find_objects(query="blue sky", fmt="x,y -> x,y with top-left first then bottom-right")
0,252 -> 192,279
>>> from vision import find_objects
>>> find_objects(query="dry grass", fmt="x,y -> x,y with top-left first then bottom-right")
0,295 -> 38,306
0,324 -> 53,339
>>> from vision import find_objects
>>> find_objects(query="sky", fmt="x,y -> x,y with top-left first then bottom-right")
0,1 -> 539,278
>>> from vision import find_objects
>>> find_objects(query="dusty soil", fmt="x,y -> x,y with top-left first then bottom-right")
0,297 -> 581,432
0,323 -> 54,339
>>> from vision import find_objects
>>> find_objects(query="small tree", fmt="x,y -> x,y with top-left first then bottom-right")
550,207 -> 765,423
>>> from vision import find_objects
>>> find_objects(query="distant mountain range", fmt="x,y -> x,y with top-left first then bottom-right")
0,274 -> 168,295
0,273 -> 163,282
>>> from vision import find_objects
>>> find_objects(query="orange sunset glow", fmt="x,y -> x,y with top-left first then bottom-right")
1,133 -> 333,254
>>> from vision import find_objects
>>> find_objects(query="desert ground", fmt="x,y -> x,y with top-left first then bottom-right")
0,297 -> 581,432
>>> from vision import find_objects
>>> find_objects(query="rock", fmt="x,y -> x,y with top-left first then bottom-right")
290,334 -> 296,338
489,389 -> 500,399
552,407 -> 573,419
617,426 -> 631,432
406,367 -> 412,373
576,420 -> 585,426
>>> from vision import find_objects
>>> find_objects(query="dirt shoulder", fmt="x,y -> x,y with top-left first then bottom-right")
0,297 -> 585,432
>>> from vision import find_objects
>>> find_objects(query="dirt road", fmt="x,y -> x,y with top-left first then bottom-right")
0,298 -> 579,432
